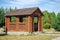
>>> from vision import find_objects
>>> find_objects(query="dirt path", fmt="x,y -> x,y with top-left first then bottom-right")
52,37 -> 60,40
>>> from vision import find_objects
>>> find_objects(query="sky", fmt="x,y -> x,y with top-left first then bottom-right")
0,0 -> 60,14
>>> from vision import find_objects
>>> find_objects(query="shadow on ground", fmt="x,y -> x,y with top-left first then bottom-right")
0,34 -> 7,36
0,32 -> 7,36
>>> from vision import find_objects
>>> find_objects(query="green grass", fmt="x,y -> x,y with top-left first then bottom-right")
0,34 -> 59,40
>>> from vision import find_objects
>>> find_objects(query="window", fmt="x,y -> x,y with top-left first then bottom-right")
20,17 -> 26,22
11,16 -> 16,22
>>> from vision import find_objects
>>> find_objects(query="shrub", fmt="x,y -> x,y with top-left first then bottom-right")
43,23 -> 51,29
54,24 -> 60,31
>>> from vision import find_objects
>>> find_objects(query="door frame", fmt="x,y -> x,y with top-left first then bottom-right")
33,16 -> 39,32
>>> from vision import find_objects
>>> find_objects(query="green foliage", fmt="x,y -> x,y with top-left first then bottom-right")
11,17 -> 16,22
49,12 -> 57,28
43,10 -> 49,24
54,13 -> 60,31
55,25 -> 60,31
43,23 -> 51,29
22,17 -> 26,22
0,7 -> 13,27
34,17 -> 38,23
0,7 -> 5,26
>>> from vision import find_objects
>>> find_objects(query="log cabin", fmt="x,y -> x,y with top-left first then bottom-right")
5,7 -> 43,34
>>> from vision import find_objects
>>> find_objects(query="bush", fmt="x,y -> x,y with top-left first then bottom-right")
43,23 -> 51,29
54,24 -> 60,31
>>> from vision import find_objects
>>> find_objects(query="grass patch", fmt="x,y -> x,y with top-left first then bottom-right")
26,33 -> 37,36
0,34 -> 59,40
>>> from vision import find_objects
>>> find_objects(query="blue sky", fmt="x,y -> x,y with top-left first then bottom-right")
0,0 -> 60,14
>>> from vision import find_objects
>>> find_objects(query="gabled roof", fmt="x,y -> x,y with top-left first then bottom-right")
5,7 -> 43,16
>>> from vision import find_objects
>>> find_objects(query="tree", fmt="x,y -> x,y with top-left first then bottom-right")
0,7 -> 5,27
55,13 -> 60,31
0,7 -> 13,27
43,10 -> 52,29
43,10 -> 49,24
49,12 -> 57,28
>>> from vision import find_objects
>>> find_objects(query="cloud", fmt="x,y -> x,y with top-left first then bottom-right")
0,0 -> 60,14
0,0 -> 42,8
3,0 -> 49,5
4,0 -> 38,5
0,0 -> 39,8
